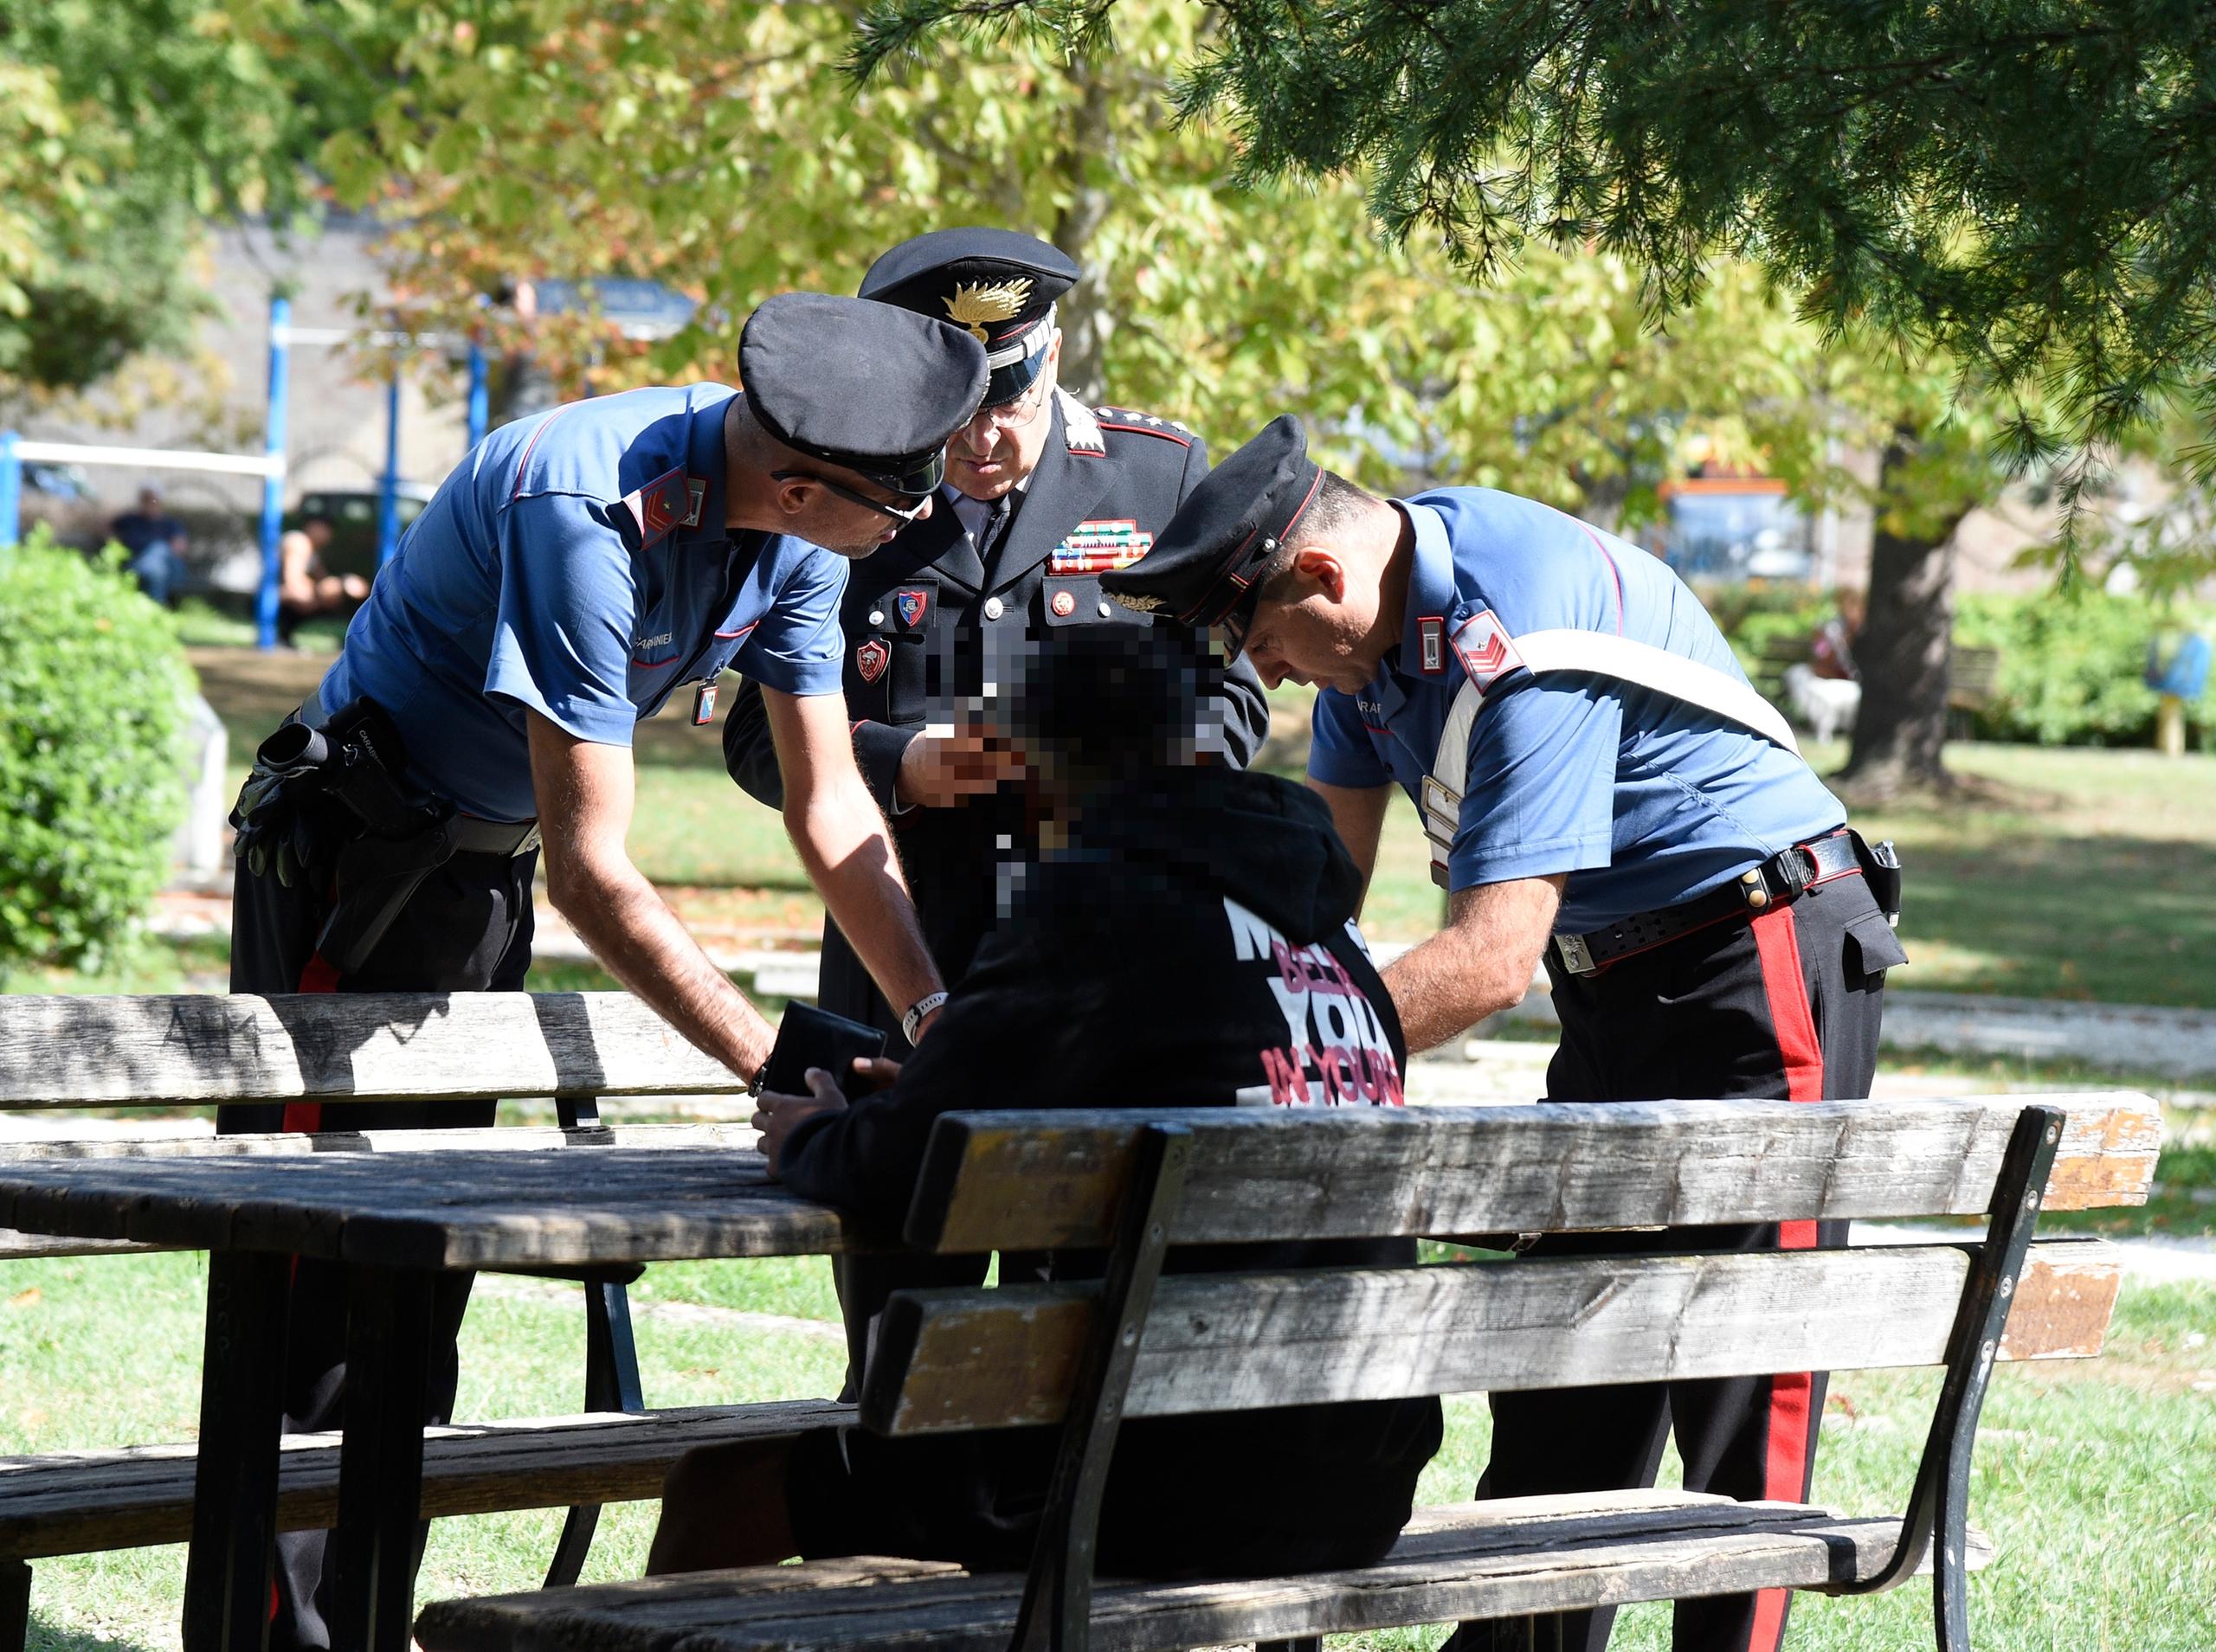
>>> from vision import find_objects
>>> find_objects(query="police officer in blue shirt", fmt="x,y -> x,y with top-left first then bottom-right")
223,292 -> 987,1648
1102,416 -> 1908,1652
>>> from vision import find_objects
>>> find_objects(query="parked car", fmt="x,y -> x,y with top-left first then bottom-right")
16,460 -> 109,549
287,485 -> 435,581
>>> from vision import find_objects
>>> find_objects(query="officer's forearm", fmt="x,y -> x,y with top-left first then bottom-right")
550,858 -> 776,1079
783,775 -> 944,1025
1382,874 -> 1564,1054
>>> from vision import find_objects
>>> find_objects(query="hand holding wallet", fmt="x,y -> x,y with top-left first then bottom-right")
755,1002 -> 889,1100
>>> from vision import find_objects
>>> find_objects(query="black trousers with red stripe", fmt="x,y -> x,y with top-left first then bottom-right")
1447,871 -> 1897,1652
221,848 -> 536,1652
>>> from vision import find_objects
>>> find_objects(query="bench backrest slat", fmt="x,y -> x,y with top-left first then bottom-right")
0,993 -> 739,1108
862,1238 -> 2120,1434
904,1096 -> 2161,1250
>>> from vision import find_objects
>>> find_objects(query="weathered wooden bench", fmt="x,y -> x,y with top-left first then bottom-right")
0,992 -> 846,1647
416,1090 -> 2159,1652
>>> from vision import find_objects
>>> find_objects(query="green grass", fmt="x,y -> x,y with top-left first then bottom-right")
1,1250 -> 2206,1650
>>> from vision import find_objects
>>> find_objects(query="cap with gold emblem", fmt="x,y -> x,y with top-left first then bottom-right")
1100,415 -> 1322,640
860,228 -> 1079,408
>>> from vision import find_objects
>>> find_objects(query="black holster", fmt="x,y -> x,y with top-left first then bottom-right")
1850,830 -> 1904,925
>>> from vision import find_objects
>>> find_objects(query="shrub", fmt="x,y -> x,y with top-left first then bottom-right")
1955,591 -> 2216,748
0,528 -> 194,975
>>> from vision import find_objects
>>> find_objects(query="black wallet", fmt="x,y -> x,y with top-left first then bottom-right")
755,1002 -> 889,1099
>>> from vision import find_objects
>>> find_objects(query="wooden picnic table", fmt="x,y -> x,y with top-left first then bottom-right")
0,1147 -> 855,1652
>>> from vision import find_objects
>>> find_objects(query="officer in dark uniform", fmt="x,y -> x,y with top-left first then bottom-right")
723,229 -> 1270,1386
1102,418 -> 1909,1652
223,293 -> 986,1649
654,627 -> 1439,1581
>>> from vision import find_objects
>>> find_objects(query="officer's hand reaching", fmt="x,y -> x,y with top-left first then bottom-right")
753,1056 -> 903,1177
897,725 -> 1024,808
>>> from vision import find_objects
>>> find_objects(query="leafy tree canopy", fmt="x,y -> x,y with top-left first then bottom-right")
0,0 -> 393,395
320,0 -> 1952,534
853,0 -> 2216,485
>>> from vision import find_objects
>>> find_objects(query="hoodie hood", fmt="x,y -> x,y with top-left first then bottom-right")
1061,766 -> 1363,946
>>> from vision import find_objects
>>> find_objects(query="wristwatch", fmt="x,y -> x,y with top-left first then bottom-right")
901,991 -> 950,1045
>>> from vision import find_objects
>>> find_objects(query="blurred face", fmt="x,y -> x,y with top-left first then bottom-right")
138,490 -> 162,513
1234,550 -> 1384,694
945,331 -> 1060,501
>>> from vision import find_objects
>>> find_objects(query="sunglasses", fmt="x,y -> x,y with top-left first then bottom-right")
771,470 -> 933,524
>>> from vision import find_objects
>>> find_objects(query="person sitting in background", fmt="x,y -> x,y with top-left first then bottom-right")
647,627 -> 1440,1583
276,514 -> 370,646
109,485 -> 187,607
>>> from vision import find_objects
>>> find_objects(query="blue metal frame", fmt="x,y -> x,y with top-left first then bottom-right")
255,296 -> 292,651
0,430 -> 19,550
376,371 -> 403,569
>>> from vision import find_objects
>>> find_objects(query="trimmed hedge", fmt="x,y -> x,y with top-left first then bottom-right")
0,528 -> 195,974
1955,591 -> 2216,748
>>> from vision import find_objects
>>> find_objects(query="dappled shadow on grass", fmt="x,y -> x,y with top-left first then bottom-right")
1883,829 -> 2216,1006
27,1613 -> 161,1652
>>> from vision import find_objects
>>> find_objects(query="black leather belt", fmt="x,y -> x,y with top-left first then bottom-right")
1551,829 -> 1862,976
449,815 -> 541,857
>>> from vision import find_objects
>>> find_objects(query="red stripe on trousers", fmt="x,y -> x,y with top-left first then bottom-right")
1747,903 -> 1823,1652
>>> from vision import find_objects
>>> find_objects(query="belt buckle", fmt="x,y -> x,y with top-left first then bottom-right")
516,823 -> 542,857
1554,932 -> 1598,975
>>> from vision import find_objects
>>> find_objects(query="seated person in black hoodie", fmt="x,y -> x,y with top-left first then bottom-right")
647,627 -> 1442,1582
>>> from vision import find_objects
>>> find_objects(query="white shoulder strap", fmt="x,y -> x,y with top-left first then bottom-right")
1419,624 -> 1799,888
1514,629 -> 1800,755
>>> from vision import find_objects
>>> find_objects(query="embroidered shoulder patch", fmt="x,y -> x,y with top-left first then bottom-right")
1059,390 -> 1105,457
1048,518 -> 1154,575
617,466 -> 694,545
1449,608 -> 1524,691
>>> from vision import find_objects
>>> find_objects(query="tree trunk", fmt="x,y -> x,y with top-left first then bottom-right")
1050,61 -> 1116,402
1837,431 -> 1966,798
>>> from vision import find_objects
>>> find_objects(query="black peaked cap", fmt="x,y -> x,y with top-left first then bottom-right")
860,228 -> 1079,404
1101,415 -> 1323,629
740,292 -> 988,498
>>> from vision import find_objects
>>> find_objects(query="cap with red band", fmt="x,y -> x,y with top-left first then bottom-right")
1099,415 -> 1322,633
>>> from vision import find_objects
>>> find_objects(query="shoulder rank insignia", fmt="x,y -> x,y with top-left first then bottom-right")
1449,608 -> 1524,691
1059,390 -> 1105,457
1092,406 -> 1195,447
616,466 -> 705,546
1049,518 -> 1154,575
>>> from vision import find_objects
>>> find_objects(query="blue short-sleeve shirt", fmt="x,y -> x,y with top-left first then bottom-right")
1307,488 -> 1845,934
317,383 -> 847,822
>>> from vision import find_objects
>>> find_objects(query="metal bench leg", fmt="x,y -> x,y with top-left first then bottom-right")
1008,1123 -> 1193,1652
1,1559 -> 29,1652
1826,1103 -> 2065,1651
542,1093 -> 647,1591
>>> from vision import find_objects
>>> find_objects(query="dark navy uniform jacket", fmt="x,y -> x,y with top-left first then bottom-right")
725,392 -> 1272,1048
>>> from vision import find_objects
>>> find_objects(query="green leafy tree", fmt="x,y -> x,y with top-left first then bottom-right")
855,0 -> 2216,492
0,0 -> 396,399
323,3 -> 1832,509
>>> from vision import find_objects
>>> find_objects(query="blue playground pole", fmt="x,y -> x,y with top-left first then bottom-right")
256,295 -> 291,651
0,431 -> 20,550
467,342 -> 490,448
377,370 -> 403,568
